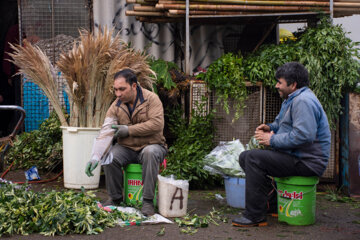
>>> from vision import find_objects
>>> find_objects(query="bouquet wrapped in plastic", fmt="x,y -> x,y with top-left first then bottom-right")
203,139 -> 245,178
246,135 -> 268,150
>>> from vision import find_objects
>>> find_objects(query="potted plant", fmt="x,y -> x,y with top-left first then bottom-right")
9,28 -> 155,189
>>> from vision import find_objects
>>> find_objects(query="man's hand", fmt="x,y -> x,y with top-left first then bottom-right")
256,124 -> 270,132
85,159 -> 99,177
254,130 -> 274,146
112,125 -> 129,139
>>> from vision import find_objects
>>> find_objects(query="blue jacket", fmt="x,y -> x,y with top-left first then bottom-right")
268,87 -> 331,176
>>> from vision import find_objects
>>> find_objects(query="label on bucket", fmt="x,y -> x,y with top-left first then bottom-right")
278,190 -> 304,218
127,179 -> 143,202
278,189 -> 303,200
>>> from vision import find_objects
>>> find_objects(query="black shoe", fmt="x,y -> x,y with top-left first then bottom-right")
141,199 -> 155,216
232,216 -> 267,227
101,198 -> 122,206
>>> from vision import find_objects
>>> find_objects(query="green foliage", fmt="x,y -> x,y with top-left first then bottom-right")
0,184 -> 122,236
244,17 -> 360,128
198,53 -> 250,121
324,187 -> 358,204
244,42 -> 300,90
6,111 -> 63,172
297,18 -> 360,128
161,100 -> 220,188
149,58 -> 178,90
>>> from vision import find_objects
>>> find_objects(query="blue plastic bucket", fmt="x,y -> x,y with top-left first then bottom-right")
224,177 -> 245,208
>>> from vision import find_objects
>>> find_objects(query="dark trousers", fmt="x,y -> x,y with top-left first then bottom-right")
103,144 -> 167,201
239,149 -> 317,222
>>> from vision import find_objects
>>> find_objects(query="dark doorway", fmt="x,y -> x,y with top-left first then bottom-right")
0,0 -> 21,137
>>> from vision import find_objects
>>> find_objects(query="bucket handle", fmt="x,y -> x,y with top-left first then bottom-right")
271,178 -> 317,199
67,127 -> 79,133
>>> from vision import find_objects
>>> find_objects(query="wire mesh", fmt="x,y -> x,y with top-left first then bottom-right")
19,0 -> 91,131
264,87 -> 282,124
189,80 -> 209,117
211,85 -> 262,145
322,130 -> 336,179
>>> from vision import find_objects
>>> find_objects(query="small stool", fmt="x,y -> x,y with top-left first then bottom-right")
274,176 -> 319,225
123,159 -> 166,205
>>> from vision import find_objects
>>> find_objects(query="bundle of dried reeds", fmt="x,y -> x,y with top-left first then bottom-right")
9,28 -> 155,128
57,28 -> 156,127
8,41 -> 69,127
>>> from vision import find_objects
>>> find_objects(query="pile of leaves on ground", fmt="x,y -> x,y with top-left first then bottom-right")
0,183 -> 123,236
174,208 -> 227,235
5,111 -> 63,173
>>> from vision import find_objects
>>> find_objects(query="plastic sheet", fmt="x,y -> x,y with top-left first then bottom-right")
203,139 -> 245,177
25,166 -> 40,180
89,117 -> 117,165
157,175 -> 189,190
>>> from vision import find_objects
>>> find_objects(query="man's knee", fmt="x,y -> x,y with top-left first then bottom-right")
141,145 -> 165,164
240,150 -> 264,168
239,151 -> 247,168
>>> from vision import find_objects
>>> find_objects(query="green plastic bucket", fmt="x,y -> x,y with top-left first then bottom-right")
275,176 -> 319,226
124,164 -> 157,205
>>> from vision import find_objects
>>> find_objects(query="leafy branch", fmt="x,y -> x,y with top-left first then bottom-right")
198,53 -> 253,122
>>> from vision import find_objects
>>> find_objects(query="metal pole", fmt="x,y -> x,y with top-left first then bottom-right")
51,0 -> 55,64
330,0 -> 334,20
185,0 -> 190,75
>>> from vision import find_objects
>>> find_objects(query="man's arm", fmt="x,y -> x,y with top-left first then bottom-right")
270,99 -> 318,149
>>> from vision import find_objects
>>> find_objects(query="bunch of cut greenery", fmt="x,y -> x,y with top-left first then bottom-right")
161,99 -> 221,189
244,16 -> 360,128
9,28 -> 155,128
5,111 -> 63,173
0,183 -> 133,236
197,53 -> 251,122
199,17 -> 359,128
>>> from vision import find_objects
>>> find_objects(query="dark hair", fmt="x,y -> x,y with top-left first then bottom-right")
114,69 -> 138,85
275,62 -> 309,88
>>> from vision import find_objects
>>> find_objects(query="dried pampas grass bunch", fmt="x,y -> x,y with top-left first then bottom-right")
10,28 -> 155,128
57,28 -> 155,127
8,40 -> 69,127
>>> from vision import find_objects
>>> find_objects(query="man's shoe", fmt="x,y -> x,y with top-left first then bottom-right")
232,216 -> 267,227
141,200 -> 155,216
101,198 -> 122,206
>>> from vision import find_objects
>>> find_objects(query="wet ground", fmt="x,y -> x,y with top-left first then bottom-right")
2,170 -> 360,240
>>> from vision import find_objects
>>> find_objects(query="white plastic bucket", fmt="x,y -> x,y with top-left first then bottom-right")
158,175 -> 189,217
61,126 -> 101,189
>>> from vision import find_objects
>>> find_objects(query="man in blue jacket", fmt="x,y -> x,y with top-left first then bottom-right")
232,62 -> 331,227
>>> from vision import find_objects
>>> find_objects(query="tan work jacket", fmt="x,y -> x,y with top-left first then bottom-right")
105,86 -> 166,152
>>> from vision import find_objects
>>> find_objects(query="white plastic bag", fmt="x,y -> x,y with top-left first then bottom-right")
89,117 -> 117,165
158,175 -> 189,217
203,139 -> 245,177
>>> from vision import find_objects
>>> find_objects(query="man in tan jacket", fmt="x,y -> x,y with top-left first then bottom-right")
85,69 -> 167,216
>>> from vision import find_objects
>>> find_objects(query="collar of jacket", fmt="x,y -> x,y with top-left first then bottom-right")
286,86 -> 308,102
115,85 -> 145,107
